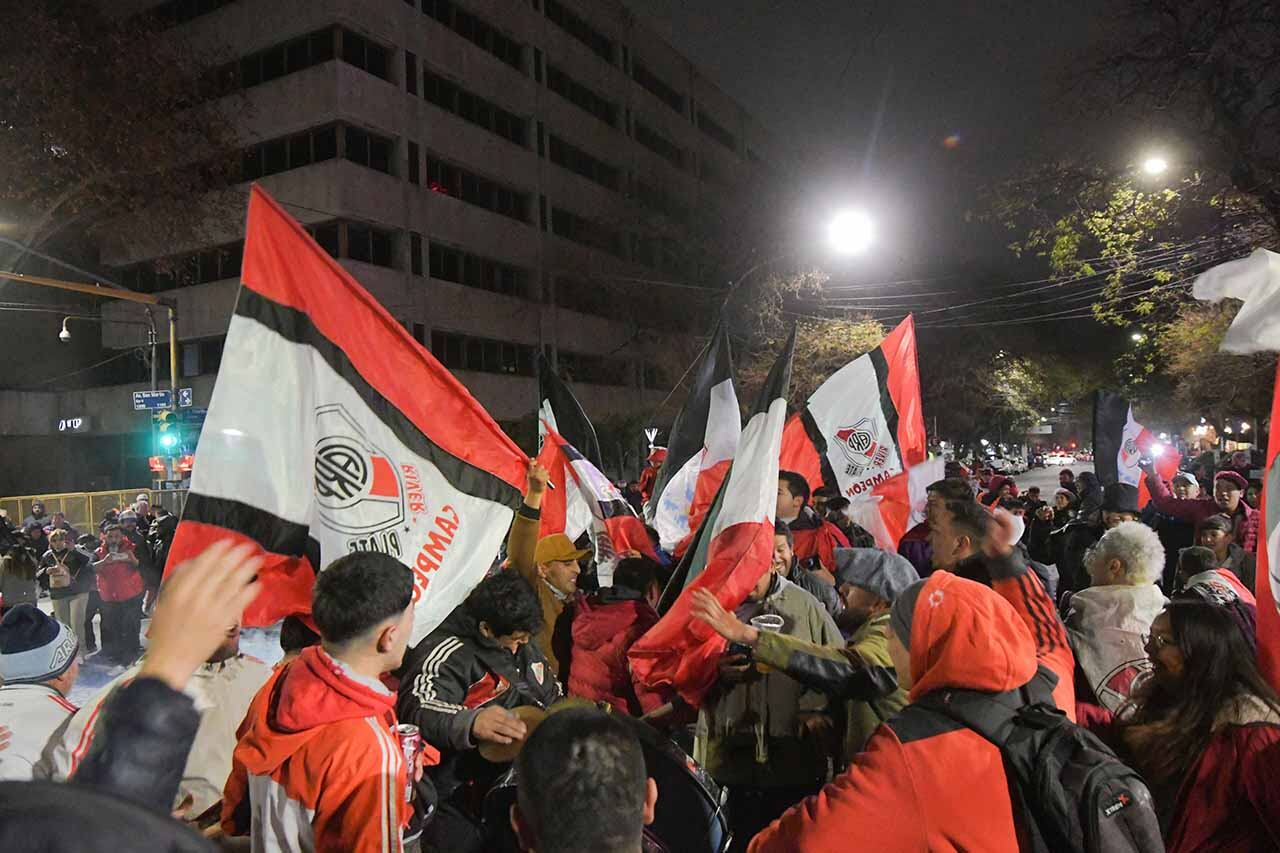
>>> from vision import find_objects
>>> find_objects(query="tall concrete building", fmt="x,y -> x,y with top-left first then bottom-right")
1,0 -> 779,494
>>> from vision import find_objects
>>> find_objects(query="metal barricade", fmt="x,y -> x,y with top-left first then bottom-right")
0,488 -> 189,533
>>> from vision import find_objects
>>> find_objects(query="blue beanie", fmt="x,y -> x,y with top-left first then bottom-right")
0,605 -> 79,685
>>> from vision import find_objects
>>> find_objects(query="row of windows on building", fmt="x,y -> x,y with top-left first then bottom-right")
193,0 -> 748,157
427,329 -> 647,387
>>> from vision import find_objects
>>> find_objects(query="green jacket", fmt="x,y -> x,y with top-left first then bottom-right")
754,610 -> 908,763
694,575 -> 843,787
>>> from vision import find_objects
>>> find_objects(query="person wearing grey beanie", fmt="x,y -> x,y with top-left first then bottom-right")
0,604 -> 80,780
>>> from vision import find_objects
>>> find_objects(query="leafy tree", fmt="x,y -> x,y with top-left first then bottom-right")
1157,302 -> 1275,419
0,1 -> 241,271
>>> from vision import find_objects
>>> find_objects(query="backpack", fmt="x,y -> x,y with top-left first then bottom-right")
917,668 -> 1164,853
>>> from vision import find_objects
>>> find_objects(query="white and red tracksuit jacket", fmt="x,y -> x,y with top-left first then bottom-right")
0,683 -> 77,781
222,646 -> 408,853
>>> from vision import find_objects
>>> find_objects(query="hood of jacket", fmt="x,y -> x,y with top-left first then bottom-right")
1066,583 -> 1167,636
907,571 -> 1038,702
573,589 -> 654,650
786,505 -> 824,532
235,646 -> 395,776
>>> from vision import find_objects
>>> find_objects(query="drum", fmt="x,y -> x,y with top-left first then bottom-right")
482,713 -> 731,853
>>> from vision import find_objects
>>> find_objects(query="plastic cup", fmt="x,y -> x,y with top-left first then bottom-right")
750,614 -> 785,672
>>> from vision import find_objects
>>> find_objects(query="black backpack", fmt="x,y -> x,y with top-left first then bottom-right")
917,669 -> 1164,853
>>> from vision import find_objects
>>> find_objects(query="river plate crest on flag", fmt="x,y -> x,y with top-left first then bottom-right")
314,403 -> 407,538
834,417 -> 891,478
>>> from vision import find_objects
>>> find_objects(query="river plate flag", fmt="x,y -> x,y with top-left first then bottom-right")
537,354 -> 596,541
164,186 -> 527,643
777,315 -> 926,548
539,422 -> 659,583
629,328 -> 794,706
646,319 -> 741,553
1093,391 -> 1180,507
1193,248 -> 1280,686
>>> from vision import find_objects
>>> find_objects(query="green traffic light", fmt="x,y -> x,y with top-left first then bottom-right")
160,433 -> 178,449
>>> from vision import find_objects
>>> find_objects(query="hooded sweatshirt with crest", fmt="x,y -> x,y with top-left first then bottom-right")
750,571 -> 1054,852
221,646 -> 410,853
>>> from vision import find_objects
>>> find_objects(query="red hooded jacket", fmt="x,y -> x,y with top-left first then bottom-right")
788,506 -> 850,574
567,590 -> 670,716
750,570 -> 1069,852
222,646 -> 417,852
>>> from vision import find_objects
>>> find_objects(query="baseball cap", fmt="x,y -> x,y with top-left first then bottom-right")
534,534 -> 591,565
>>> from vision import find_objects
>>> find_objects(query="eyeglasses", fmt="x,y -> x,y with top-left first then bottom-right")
1143,632 -> 1175,652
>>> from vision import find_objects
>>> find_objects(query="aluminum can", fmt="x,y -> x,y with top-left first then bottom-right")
394,723 -> 421,804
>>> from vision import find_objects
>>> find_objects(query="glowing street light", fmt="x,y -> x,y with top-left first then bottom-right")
828,209 -> 875,255
1130,332 -> 1146,343
1241,422 -> 1252,433
1142,156 -> 1168,176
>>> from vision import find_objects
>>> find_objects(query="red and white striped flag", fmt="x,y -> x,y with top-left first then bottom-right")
537,423 -> 658,582
1093,391 -> 1181,506
646,320 -> 740,553
629,328 -> 794,705
164,186 -> 527,642
778,315 -> 926,548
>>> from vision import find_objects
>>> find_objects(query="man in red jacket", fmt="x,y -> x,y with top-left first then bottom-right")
750,514 -> 1074,852
92,524 -> 144,668
777,470 -> 849,578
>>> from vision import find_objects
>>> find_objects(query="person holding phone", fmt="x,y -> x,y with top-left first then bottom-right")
92,524 -> 144,668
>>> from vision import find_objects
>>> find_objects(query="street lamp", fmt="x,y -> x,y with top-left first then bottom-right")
827,209 -> 875,255
1142,156 -> 1168,176
1130,332 -> 1145,343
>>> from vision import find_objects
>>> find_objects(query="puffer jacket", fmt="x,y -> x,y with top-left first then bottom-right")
788,506 -> 850,574
566,586 -> 668,715
397,599 -> 562,804
750,571 -> 1059,852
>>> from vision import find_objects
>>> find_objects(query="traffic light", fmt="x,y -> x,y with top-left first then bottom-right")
154,410 -> 180,451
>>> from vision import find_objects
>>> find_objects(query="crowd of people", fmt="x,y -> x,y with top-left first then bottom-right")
0,450 -> 1278,852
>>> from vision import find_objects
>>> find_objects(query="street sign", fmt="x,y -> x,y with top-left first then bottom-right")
178,387 -> 194,408
1028,424 -> 1053,435
132,390 -> 173,410
179,408 -> 208,425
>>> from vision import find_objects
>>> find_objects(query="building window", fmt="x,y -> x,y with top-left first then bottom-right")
421,1 -> 524,72
632,61 -> 684,114
633,120 -> 684,168
343,126 -> 393,174
408,141 -> 421,184
340,30 -> 390,80
551,207 -> 621,256
697,109 -> 738,152
410,232 -> 423,275
241,124 -> 338,180
412,322 -> 426,344
431,330 -> 535,376
557,349 -> 632,386
545,64 -> 617,128
425,156 -> 530,222
405,51 -> 418,94
544,0 -> 613,64
309,222 -> 341,258
236,27 -> 337,89
422,68 -> 527,147
117,240 -> 245,293
547,134 -> 619,191
428,243 -> 528,298
346,223 -> 394,267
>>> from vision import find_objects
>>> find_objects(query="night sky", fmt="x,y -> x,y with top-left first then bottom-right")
629,0 -> 1120,317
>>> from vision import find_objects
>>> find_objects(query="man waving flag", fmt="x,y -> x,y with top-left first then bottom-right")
629,328 -> 795,705
164,186 -> 527,642
1093,390 -> 1180,506
1194,248 -> 1280,686
647,319 -> 740,554
778,315 -> 926,548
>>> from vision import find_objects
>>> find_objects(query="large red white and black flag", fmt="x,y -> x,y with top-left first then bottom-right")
646,319 -> 740,553
1194,248 -> 1280,686
165,186 -> 527,642
537,354 -> 597,541
778,315 -> 926,548
1093,390 -> 1180,506
538,422 -> 658,583
629,328 -> 794,705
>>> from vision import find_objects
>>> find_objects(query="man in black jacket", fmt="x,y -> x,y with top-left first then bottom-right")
398,570 -> 561,852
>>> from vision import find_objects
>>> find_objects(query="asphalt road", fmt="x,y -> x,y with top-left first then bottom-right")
1006,461 -> 1095,496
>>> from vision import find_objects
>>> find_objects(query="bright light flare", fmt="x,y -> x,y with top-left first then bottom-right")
828,209 -> 875,255
1150,443 -> 1167,458
1241,422 -> 1252,433
1142,156 -> 1168,175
